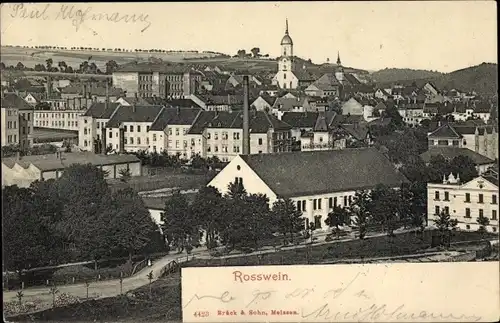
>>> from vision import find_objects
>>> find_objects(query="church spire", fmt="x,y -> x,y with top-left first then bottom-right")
336,51 -> 342,65
285,18 -> 289,35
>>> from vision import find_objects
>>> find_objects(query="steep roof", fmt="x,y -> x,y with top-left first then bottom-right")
273,97 -> 306,111
83,102 -> 121,119
187,111 -> 291,134
1,93 -> 34,110
165,98 -> 203,109
420,147 -> 495,165
240,147 -> 409,198
2,152 -> 140,172
281,112 -> 319,128
106,105 -> 164,128
149,108 -> 201,131
428,123 -> 462,139
118,96 -> 150,106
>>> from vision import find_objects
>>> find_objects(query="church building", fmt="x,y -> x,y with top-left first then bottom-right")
272,19 -> 300,90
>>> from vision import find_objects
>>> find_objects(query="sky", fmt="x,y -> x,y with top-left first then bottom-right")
0,1 -> 497,73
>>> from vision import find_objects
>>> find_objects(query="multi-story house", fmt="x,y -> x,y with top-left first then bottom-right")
78,102 -> 121,152
427,122 -> 498,160
104,105 -> 164,153
427,170 -> 498,233
1,92 -> 34,149
34,109 -> 86,131
147,107 -> 202,158
61,84 -> 124,102
187,111 -> 292,162
208,148 -> 408,231
112,63 -> 202,99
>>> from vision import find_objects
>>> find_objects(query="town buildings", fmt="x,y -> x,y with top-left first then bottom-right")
208,147 -> 408,230
427,170 -> 498,233
1,92 -> 34,149
1,151 -> 141,188
112,63 -> 202,98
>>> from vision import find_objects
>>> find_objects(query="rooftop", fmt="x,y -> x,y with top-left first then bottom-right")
106,105 -> 164,128
1,92 -> 34,110
2,152 -> 140,172
240,147 -> 409,198
420,147 -> 495,166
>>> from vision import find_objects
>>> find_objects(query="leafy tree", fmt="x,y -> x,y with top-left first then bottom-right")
226,180 -> 246,200
109,188 -> 164,260
2,185 -> 64,271
162,191 -> 198,253
105,60 -> 119,74
250,47 -> 260,58
15,62 -> 25,70
448,155 -> 478,183
237,49 -> 246,58
325,205 -> 350,239
477,214 -> 490,234
46,58 -> 53,71
0,62 -> 5,69
34,64 -> 46,71
190,186 -> 224,249
58,61 -> 68,72
369,184 -> 400,237
271,198 -> 305,244
350,190 -> 371,239
191,154 -> 207,170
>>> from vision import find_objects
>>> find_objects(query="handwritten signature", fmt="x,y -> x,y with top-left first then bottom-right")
8,3 -> 152,32
301,303 -> 482,322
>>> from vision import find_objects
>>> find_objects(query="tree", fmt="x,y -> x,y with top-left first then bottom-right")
109,188 -> 164,260
433,210 -> 458,241
477,214 -> 490,235
190,186 -> 224,249
15,62 -> 25,70
325,206 -> 350,239
105,60 -> 119,74
79,61 -> 90,73
237,49 -> 246,58
226,180 -> 246,200
448,155 -> 478,183
162,191 -> 198,253
46,58 -> 53,71
271,198 -> 305,244
369,184 -> 400,237
58,61 -> 68,72
34,64 -> 46,71
250,47 -> 260,58
350,190 -> 371,239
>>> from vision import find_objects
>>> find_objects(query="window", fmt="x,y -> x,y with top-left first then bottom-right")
435,206 -> 440,215
258,138 -> 263,145
176,140 -> 179,148
207,132 -> 211,139
84,128 -> 87,135
444,192 -> 449,201
207,145 -> 211,152
437,140 -> 448,145
329,197 -> 333,209
465,193 -> 470,202
478,194 -> 484,203
344,196 -> 347,206
137,138 -> 141,145
176,128 -> 179,136
334,197 -> 337,207
214,132 -> 218,140
318,198 -> 322,210
233,132 -> 240,140
465,208 -> 471,218
493,227 -> 497,233
466,224 -> 470,230
452,140 -> 459,146
124,137 -> 128,144
109,131 -> 112,138
313,199 -> 317,210
129,125 -> 133,132
435,191 -> 440,200
302,200 -> 306,211
147,126 -> 150,132
183,140 -> 187,148
284,73 -> 287,80
153,134 -> 157,141
215,145 -> 219,152
137,126 -> 141,132
191,139 -> 195,146
492,210 -> 497,221
348,196 -> 352,205
492,195 -> 497,205
130,137 -> 134,144
169,128 -> 172,135
297,201 -> 301,212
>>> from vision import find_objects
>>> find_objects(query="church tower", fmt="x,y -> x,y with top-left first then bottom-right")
279,19 -> 294,74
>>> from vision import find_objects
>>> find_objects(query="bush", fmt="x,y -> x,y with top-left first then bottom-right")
98,260 -> 133,280
52,265 -> 96,284
54,293 -> 81,307
206,240 -> 218,250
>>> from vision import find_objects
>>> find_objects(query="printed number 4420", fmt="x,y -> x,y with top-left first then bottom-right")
194,311 -> 210,317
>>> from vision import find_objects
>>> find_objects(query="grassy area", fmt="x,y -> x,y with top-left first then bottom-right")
6,230 -> 496,322
7,274 -> 183,322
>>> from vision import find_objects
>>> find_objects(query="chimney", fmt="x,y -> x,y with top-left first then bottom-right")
242,75 -> 250,155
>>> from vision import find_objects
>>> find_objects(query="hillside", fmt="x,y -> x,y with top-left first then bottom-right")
371,68 -> 443,83
374,63 -> 498,97
434,62 -> 498,96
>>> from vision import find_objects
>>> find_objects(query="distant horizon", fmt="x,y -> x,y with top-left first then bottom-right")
1,44 -> 497,75
0,2 -> 496,73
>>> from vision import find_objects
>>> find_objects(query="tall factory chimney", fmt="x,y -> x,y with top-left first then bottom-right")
242,75 -> 250,155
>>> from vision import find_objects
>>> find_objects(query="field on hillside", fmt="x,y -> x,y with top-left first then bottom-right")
0,46 -> 221,70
